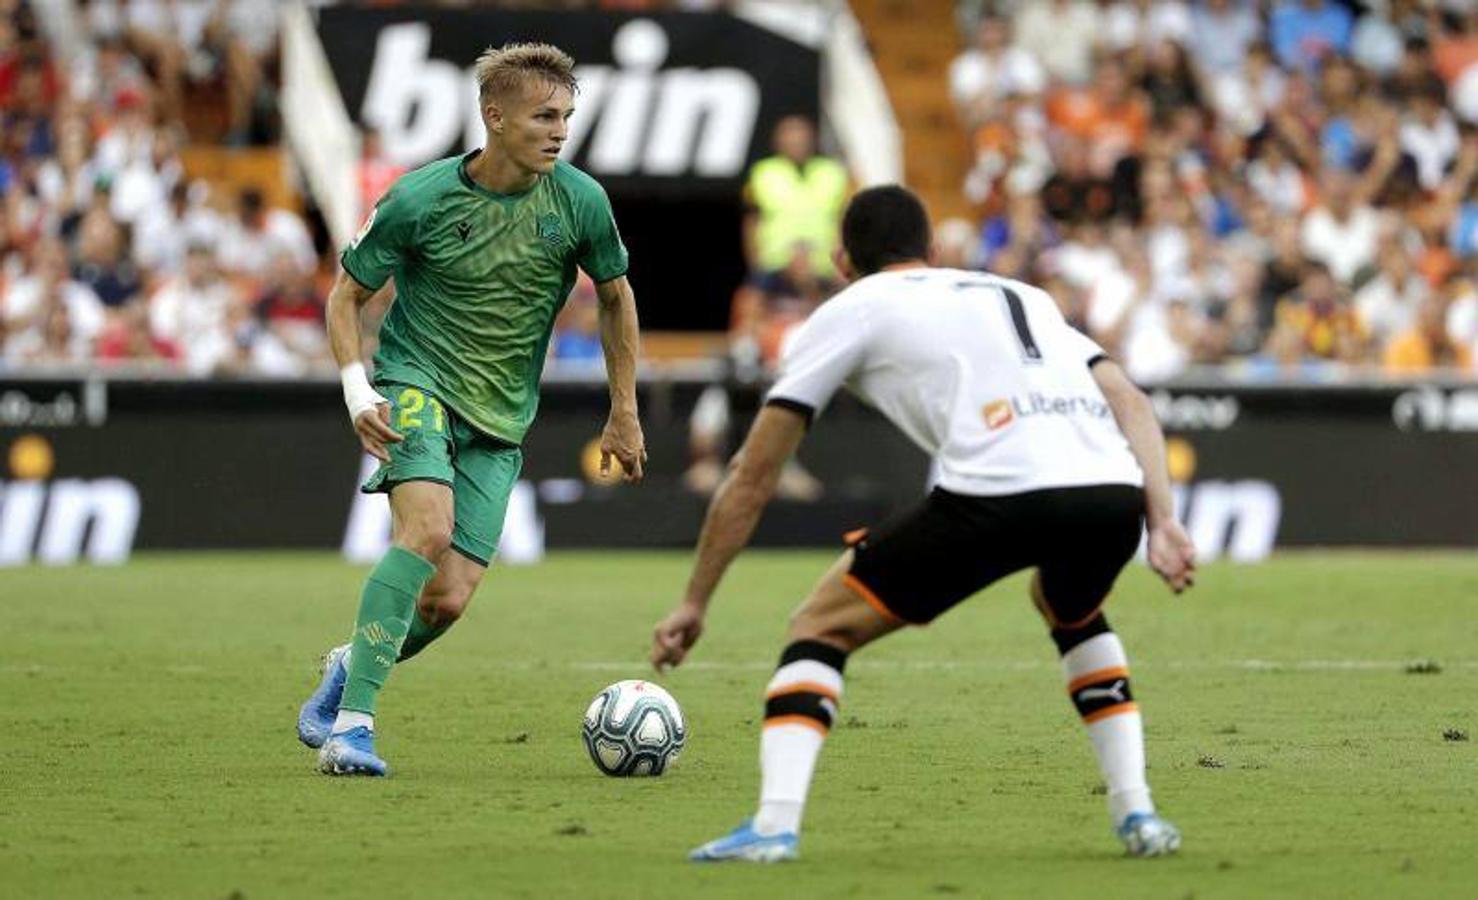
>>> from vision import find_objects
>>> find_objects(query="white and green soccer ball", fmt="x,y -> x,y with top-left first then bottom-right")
581,680 -> 687,777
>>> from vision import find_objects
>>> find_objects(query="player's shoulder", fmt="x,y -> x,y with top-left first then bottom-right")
382,154 -> 464,208
549,160 -> 611,203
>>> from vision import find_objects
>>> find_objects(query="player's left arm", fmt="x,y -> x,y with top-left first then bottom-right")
650,404 -> 809,670
594,275 -> 646,481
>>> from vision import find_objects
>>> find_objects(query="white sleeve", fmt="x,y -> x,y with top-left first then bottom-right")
765,298 -> 869,421
1062,324 -> 1110,368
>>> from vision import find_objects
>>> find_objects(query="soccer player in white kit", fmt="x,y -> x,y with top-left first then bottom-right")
651,186 -> 1197,862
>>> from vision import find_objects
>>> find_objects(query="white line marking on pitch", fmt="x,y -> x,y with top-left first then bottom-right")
1,660 -> 1472,675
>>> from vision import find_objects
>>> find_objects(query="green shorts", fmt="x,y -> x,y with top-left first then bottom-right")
362,383 -> 524,566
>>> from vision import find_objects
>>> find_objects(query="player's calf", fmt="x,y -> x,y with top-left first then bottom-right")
1054,614 -> 1178,855
691,639 -> 846,862
399,548 -> 486,662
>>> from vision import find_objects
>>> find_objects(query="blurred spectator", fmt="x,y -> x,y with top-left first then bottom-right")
1190,0 -> 1263,77
1210,41 -> 1288,137
742,116 -> 849,279
217,187 -> 316,280
1399,78 -> 1460,191
358,128 -> 405,220
206,0 -> 282,144
550,273 -> 603,366
148,240 -> 241,375
1046,58 -> 1149,180
1351,0 -> 1408,77
253,250 -> 330,374
730,241 -> 838,368
1383,291 -> 1472,373
1101,0 -> 1191,55
934,217 -> 980,270
1266,262 -> 1366,367
1270,0 -> 1354,75
96,302 -> 176,365
949,14 -> 1045,127
134,180 -> 225,276
1300,169 -> 1384,285
3,238 -> 105,362
1446,271 -> 1478,360
68,36 -> 152,118
1246,137 -> 1308,217
86,0 -> 213,128
1014,0 -> 1099,86
1354,239 -> 1429,347
73,209 -> 144,309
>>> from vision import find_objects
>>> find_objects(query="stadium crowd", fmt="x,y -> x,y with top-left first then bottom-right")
0,0 -> 334,375
4,0 -> 1478,382
935,0 -> 1478,380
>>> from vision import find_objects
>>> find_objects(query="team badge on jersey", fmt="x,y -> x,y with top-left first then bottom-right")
455,220 -> 473,243
536,212 -> 563,245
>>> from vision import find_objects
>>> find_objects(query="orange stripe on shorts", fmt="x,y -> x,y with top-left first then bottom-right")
842,574 -> 906,625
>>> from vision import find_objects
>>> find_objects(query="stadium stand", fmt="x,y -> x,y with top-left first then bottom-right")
1,0 -> 1475,380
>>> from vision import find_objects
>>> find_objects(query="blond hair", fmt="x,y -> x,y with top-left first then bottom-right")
474,42 -> 578,106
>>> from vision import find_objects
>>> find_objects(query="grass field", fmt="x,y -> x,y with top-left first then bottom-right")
2,551 -> 1476,899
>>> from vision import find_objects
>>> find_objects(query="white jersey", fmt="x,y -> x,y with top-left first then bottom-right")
767,267 -> 1143,497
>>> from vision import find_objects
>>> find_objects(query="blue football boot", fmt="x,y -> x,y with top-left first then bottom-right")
689,820 -> 798,863
296,644 -> 349,749
317,725 -> 388,777
1117,811 -> 1181,857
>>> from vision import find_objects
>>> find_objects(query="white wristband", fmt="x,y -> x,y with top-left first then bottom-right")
340,362 -> 387,421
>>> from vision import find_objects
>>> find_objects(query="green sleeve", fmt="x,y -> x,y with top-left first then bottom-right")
575,182 -> 629,283
340,183 -> 418,290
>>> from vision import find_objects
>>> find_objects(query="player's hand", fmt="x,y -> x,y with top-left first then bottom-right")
1147,519 -> 1197,594
650,602 -> 705,671
354,403 -> 402,463
601,408 -> 647,482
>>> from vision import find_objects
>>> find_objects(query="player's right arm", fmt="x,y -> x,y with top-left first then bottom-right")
1091,358 -> 1196,593
326,271 -> 400,462
332,181 -> 419,461
650,296 -> 869,670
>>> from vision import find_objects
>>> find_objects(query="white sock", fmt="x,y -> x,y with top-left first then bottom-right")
753,656 -> 844,836
332,710 -> 374,734
1063,632 -> 1153,825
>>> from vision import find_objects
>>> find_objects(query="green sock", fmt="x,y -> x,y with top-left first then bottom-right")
339,546 -> 437,715
396,610 -> 450,663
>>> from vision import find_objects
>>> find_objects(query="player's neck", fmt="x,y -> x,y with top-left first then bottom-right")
879,260 -> 929,273
465,147 -> 542,195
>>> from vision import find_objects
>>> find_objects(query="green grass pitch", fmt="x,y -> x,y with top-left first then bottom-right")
2,551 -> 1476,899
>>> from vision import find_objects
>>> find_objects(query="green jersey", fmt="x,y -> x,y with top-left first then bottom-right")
341,151 -> 628,444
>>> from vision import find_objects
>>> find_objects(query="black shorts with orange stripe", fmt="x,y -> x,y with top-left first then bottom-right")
845,483 -> 1145,626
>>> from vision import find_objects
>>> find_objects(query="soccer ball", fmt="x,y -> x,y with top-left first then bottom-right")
581,680 -> 687,776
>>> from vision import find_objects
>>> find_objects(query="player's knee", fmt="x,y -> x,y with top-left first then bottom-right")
400,515 -> 454,561
1051,612 -> 1112,655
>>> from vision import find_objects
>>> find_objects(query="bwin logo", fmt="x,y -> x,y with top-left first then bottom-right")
361,19 -> 762,177
0,435 -> 140,566
0,481 -> 141,566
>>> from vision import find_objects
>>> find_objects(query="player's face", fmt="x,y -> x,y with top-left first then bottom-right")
492,80 -> 574,175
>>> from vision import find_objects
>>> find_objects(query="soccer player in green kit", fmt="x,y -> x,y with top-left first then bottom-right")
296,43 -> 646,776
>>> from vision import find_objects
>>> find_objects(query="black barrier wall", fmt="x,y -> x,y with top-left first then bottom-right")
0,377 -> 1474,564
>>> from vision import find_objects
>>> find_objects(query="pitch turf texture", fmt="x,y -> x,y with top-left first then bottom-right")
3,552 -> 1475,899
